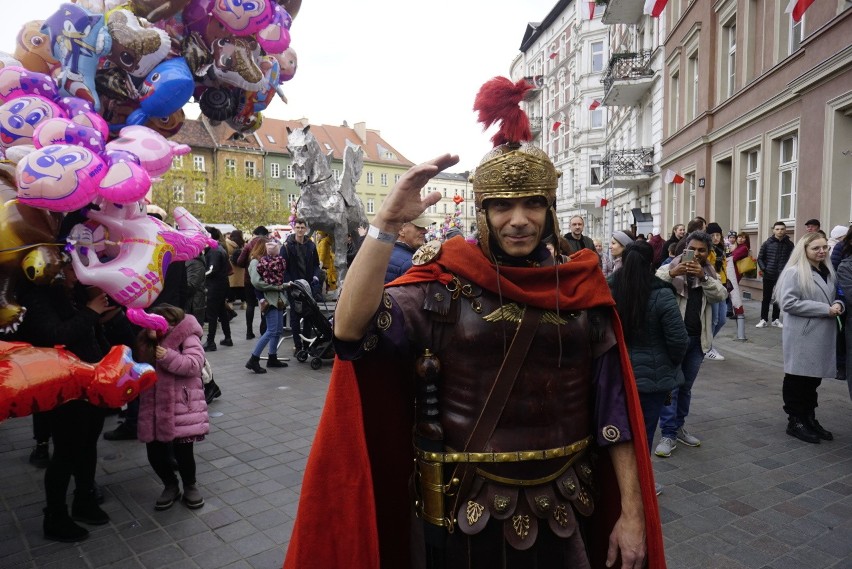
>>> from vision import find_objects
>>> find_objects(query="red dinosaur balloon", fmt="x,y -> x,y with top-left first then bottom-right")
0,341 -> 157,421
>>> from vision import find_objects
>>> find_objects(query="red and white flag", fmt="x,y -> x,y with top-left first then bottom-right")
552,121 -> 562,131
643,0 -> 669,17
585,98 -> 601,110
549,52 -> 559,59
785,0 -> 816,22
664,169 -> 685,184
596,197 -> 609,208
579,1 -> 596,19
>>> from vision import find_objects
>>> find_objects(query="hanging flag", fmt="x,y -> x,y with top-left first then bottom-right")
552,121 -> 562,131
549,52 -> 559,59
580,1 -> 596,19
785,0 -> 816,22
664,169 -> 685,184
597,197 -> 609,208
643,0 -> 669,17
585,98 -> 601,111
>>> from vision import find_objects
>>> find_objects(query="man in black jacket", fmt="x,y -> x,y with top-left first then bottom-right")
562,215 -> 596,254
281,218 -> 323,352
756,221 -> 794,328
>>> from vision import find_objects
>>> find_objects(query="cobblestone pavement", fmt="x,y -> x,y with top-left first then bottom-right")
1,299 -> 851,568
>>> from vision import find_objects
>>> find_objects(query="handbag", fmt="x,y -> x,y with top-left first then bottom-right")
736,255 -> 757,277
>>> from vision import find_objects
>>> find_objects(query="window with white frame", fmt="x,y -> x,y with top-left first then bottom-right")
470,205 -> 475,218
225,158 -> 236,177
443,203 -> 447,214
193,155 -> 205,172
590,155 -> 602,186
591,41 -> 604,73
380,173 -> 388,186
289,194 -> 297,207
271,191 -> 281,210
789,14 -> 803,55
366,172 -> 374,185
395,174 -> 401,183
245,160 -> 256,178
194,183 -> 205,204
173,183 -> 185,202
172,155 -> 184,169
778,135 -> 797,220
332,169 -> 340,182
669,69 -> 680,134
287,165 -> 295,178
367,198 -> 375,214
686,49 -> 699,121
686,172 -> 696,219
270,162 -> 280,178
745,149 -> 760,224
718,16 -> 737,100
590,107 -> 603,129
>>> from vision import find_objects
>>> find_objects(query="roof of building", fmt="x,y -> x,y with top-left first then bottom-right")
519,0 -> 571,52
256,117 -> 414,167
170,118 -> 216,149
204,119 -> 264,152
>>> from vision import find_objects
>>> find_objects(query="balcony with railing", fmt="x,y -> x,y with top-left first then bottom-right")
600,147 -> 655,184
600,0 -> 645,24
601,50 -> 654,107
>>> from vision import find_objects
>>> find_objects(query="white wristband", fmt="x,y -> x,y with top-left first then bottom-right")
367,224 -> 396,244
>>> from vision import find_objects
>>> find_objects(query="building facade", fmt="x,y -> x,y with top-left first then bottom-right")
422,172 -> 472,235
661,0 -> 852,298
511,0 -> 610,239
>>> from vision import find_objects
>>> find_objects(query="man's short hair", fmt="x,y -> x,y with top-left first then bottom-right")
253,225 -> 269,236
686,219 -> 704,233
805,218 -> 820,227
569,215 -> 584,223
773,221 -> 786,228
685,230 -> 712,249
294,218 -> 307,226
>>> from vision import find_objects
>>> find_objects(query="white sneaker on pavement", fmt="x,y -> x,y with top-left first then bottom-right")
771,319 -> 783,328
705,347 -> 725,361
676,427 -> 701,447
655,437 -> 676,457
755,319 -> 768,328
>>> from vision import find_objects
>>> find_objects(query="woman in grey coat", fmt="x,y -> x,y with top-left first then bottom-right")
776,233 -> 844,444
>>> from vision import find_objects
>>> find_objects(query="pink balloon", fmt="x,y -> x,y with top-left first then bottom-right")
0,95 -> 66,151
0,66 -> 59,103
106,125 -> 190,178
66,202 -> 214,331
212,0 -> 275,36
16,144 -> 150,212
33,117 -> 106,154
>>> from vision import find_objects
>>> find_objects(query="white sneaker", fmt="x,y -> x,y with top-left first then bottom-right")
705,347 -> 725,361
755,319 -> 768,328
771,319 -> 783,328
655,437 -> 676,457
676,427 -> 701,447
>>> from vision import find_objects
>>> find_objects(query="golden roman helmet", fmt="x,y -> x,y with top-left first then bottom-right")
472,77 -> 561,259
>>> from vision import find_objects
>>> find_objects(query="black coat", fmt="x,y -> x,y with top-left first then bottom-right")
281,234 -> 322,283
757,235 -> 794,277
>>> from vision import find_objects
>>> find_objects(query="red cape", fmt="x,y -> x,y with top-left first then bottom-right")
284,242 -> 666,569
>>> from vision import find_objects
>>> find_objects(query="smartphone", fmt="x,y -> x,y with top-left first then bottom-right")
683,250 -> 695,263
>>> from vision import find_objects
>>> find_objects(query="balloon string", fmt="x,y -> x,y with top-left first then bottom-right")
0,242 -> 65,255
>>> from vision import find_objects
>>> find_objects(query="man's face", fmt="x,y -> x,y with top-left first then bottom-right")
805,224 -> 819,233
486,196 -> 549,257
570,217 -> 584,237
399,223 -> 427,249
294,223 -> 307,238
685,239 -> 709,265
773,224 -> 786,239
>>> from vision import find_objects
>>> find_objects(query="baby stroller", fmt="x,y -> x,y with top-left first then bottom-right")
289,279 -> 335,370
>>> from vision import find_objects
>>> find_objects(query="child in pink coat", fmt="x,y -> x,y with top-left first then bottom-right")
136,304 -> 209,510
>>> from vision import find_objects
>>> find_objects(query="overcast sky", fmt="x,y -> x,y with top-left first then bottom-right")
1,0 -> 557,171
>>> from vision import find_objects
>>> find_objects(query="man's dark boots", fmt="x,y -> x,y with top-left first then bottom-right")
71,490 -> 110,525
44,506 -> 89,542
786,416 -> 820,444
267,355 -> 288,368
245,355 -> 267,374
805,414 -> 833,441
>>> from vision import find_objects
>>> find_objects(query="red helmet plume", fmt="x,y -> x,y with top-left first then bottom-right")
473,77 -> 533,147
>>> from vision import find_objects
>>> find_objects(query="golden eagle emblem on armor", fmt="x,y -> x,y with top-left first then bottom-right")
482,303 -> 569,325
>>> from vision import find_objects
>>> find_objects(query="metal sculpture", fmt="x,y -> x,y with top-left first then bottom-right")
287,125 -> 367,287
